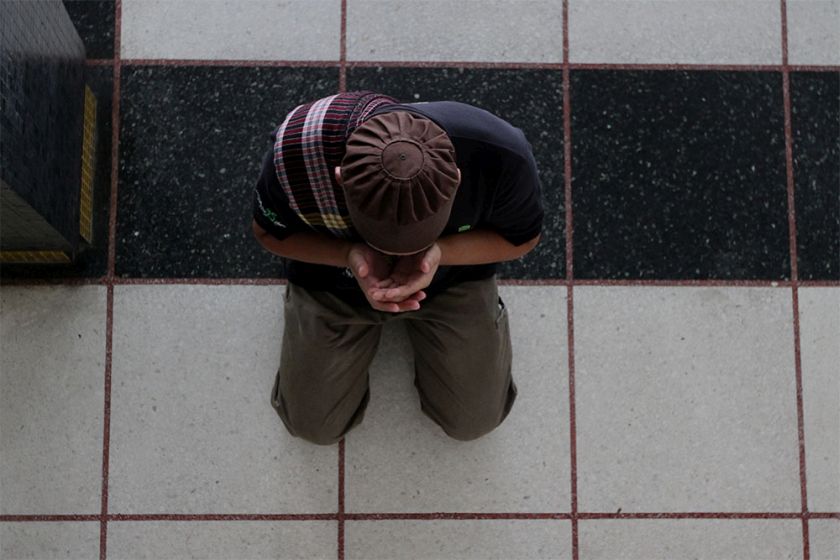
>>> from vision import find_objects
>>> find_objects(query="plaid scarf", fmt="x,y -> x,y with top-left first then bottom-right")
273,91 -> 398,238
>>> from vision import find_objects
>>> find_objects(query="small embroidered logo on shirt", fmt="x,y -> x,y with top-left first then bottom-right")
458,224 -> 472,233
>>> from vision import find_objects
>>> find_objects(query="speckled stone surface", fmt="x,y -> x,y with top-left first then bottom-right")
62,0 -> 115,59
809,520 -> 840,560
799,288 -> 840,512
574,287 -> 800,512
571,70 -> 789,280
109,285 -> 337,514
347,67 -> 565,279
0,522 -> 100,560
787,0 -> 840,66
346,0 -> 564,63
0,286 -> 106,514
345,519 -> 571,560
120,0 -> 341,61
791,72 -> 840,280
578,519 -> 802,560
108,521 -> 337,559
569,0 -> 781,65
116,66 -> 337,278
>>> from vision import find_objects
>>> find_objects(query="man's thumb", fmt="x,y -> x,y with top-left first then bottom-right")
354,259 -> 368,278
420,254 -> 433,274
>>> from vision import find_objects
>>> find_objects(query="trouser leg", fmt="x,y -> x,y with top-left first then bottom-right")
403,277 -> 516,441
272,284 -> 383,445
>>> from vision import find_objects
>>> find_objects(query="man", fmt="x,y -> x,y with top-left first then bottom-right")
252,91 -> 543,445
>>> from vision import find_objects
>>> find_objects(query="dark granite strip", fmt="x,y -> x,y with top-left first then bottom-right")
62,0 -> 115,60
347,67 -> 566,279
116,66 -> 337,278
571,70 -> 790,280
791,72 -> 840,280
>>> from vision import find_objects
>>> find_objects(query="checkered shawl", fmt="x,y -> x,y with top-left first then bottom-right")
273,91 -> 398,238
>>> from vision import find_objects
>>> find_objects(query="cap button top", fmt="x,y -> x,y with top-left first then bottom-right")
381,139 -> 424,179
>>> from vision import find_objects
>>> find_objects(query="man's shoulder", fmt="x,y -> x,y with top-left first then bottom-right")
400,101 -> 531,158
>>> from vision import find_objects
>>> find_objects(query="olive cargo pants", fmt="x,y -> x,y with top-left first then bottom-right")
271,277 -> 517,445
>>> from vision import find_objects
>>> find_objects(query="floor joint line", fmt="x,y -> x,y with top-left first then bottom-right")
780,2 -> 811,559
562,2 -> 579,559
100,2 -> 122,558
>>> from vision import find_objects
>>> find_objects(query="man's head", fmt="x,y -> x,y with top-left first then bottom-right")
338,111 -> 460,255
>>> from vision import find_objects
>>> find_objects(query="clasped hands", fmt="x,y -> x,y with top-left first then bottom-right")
347,242 -> 442,312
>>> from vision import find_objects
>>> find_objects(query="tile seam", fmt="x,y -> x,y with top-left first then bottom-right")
781,2 -> 811,560
563,2 -> 579,560
338,3 -> 347,560
339,0 -> 347,92
108,59 -> 840,72
338,439 -> 345,560
3,511 -> 838,523
100,1 -> 122,558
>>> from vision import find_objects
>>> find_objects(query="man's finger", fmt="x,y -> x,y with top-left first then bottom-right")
381,282 -> 422,301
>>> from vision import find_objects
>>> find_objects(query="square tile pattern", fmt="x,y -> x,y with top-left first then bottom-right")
1,287 -> 106,515
799,288 -> 840,512
346,0 -> 564,63
2,1 -> 837,559
108,285 -> 337,514
568,0 -> 782,65
120,0 -> 341,61
577,519 -> 803,559
107,521 -> 337,559
345,519 -> 571,560
1,522 -> 101,560
574,287 -> 801,512
571,70 -> 790,280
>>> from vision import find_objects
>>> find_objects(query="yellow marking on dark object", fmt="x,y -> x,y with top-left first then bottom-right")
79,85 -> 97,243
0,251 -> 72,263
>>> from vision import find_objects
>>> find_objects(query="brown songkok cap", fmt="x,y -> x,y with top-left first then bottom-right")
341,111 -> 459,254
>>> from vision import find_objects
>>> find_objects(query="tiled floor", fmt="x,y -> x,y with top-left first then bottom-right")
1,1 -> 838,559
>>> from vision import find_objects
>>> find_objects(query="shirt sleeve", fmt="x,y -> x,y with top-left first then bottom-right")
252,148 -> 309,240
485,149 -> 544,246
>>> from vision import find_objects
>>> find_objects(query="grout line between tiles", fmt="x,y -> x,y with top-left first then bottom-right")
99,286 -> 113,560
108,514 -> 336,522
100,2 -> 122,558
0,515 -> 101,522
338,439 -> 346,560
562,2 -> 579,558
109,277 -> 287,286
781,2 -> 811,559
337,4 -> 347,560
4,511 -> 840,523
121,59 -> 340,68
109,58 -> 840,73
339,0 -> 347,93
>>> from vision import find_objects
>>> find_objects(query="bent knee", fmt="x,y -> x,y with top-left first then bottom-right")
432,408 -> 510,442
274,403 -> 368,446
442,421 -> 501,442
